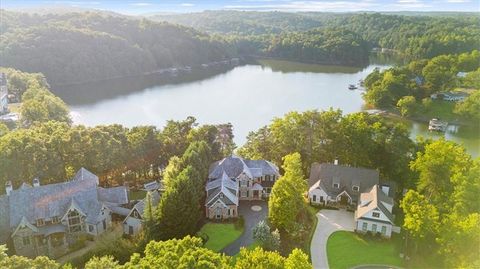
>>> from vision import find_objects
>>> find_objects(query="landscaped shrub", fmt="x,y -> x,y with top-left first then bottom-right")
253,220 -> 281,251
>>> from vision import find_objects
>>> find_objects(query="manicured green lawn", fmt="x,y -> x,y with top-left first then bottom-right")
200,223 -> 243,252
327,231 -> 403,269
423,100 -> 457,122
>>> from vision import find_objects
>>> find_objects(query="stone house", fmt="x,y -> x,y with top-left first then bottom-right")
205,155 -> 280,220
0,168 -> 129,258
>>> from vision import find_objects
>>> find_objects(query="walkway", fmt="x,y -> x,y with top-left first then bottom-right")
221,200 -> 268,256
311,209 -> 355,269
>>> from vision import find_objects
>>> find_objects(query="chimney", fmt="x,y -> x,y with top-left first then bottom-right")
334,159 -> 339,165
5,181 -> 12,195
381,185 -> 390,196
33,177 -> 40,187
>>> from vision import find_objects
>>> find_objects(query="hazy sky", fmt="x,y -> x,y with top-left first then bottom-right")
2,0 -> 479,14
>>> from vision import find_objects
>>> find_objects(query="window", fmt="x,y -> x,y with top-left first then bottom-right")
352,186 -> 359,192
68,210 -> 82,233
22,236 -> 30,246
129,226 -> 134,235
241,190 -> 247,197
264,187 -> 271,194
372,212 -> 380,218
333,183 -> 339,188
227,209 -> 231,216
89,225 -> 94,233
272,175 -> 275,181
381,226 -> 387,235
36,218 -> 45,227
102,220 -> 106,230
313,195 -> 317,202
265,175 -> 270,181
219,193 -> 224,199
240,180 -> 247,187
51,216 -> 59,224
133,210 -> 139,218
372,224 -> 377,233
362,222 -> 368,231
320,196 -> 324,202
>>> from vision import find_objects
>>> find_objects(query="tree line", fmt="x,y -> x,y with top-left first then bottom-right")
237,109 -> 415,190
0,11 -> 233,85
0,236 -> 312,268
154,11 -> 480,60
363,50 -> 480,123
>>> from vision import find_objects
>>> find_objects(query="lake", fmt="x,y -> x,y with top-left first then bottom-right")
60,59 -> 479,157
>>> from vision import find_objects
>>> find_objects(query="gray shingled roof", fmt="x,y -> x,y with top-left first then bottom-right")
208,156 -> 280,179
356,185 -> 394,224
308,163 -> 379,203
127,190 -> 161,219
0,168 -> 128,238
97,186 -> 129,204
206,171 -> 239,207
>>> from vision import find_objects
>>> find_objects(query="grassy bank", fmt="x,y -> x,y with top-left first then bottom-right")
327,231 -> 403,269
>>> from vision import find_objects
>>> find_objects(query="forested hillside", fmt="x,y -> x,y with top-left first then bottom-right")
153,11 -> 480,60
0,10 -> 232,85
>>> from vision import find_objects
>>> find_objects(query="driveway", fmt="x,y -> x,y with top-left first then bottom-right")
221,200 -> 268,255
311,209 -> 355,269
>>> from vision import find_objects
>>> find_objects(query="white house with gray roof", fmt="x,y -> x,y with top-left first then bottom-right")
355,184 -> 397,238
0,168 -> 129,258
205,156 -> 280,219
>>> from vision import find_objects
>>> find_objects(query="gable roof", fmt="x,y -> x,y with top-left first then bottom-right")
206,170 -> 239,207
0,168 -> 129,237
208,155 -> 280,179
355,185 -> 394,224
308,163 -> 379,202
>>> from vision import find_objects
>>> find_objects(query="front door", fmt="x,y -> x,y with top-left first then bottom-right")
215,207 -> 222,219
253,190 -> 259,199
340,194 -> 348,205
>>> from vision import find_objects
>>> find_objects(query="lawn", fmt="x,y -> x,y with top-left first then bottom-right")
423,100 -> 457,122
199,223 -> 243,252
327,231 -> 403,269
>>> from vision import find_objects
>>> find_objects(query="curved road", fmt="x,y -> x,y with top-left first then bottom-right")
311,209 -> 355,269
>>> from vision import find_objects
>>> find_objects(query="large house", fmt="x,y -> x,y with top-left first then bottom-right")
0,73 -> 8,115
308,162 -> 380,207
0,168 -> 129,258
205,155 -> 280,220
308,161 -> 398,238
355,184 -> 396,238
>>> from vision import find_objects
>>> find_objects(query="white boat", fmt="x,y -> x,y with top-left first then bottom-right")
348,84 -> 358,90
428,118 -> 448,132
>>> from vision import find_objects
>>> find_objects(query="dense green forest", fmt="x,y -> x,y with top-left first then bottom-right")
153,11 -> 480,60
363,50 -> 480,123
0,10 -> 232,85
3,10 -> 478,86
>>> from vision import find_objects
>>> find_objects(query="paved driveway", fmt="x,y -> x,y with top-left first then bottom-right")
221,200 -> 268,255
311,209 -> 355,269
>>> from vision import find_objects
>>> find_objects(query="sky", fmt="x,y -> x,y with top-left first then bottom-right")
1,0 -> 479,15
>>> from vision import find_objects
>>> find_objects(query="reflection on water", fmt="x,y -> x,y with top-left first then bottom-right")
66,59 -> 478,157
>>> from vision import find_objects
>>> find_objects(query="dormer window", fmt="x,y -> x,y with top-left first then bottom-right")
36,218 -> 45,227
372,212 -> 380,218
333,183 -> 339,188
352,186 -> 359,192
220,193 -> 224,199
133,210 -> 139,218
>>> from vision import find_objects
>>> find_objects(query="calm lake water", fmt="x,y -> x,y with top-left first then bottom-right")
62,59 -> 479,157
